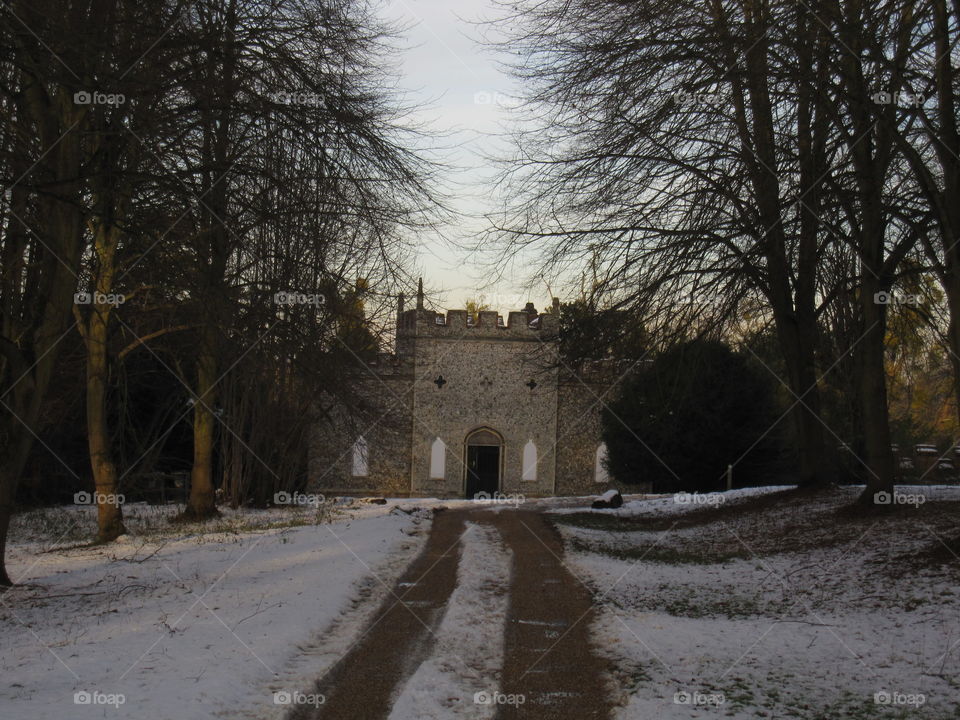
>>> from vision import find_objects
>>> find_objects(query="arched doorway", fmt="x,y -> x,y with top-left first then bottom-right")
464,427 -> 503,498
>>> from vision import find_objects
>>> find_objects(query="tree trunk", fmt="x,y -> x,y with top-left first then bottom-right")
734,0 -> 830,487
184,323 -> 219,520
856,282 -> 894,502
84,224 -> 126,542
785,325 -> 830,487
830,0 -> 896,505
178,0 -> 236,522
0,80 -> 85,583
945,274 -> 960,430
0,468 -> 16,586
933,0 -> 960,430
87,320 -> 126,541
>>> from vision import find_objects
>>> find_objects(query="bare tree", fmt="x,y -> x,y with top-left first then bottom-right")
866,0 -> 960,428
487,0 -> 930,499
0,0 -> 96,584
0,0 -> 442,579
486,0 -> 842,486
164,0 -> 439,520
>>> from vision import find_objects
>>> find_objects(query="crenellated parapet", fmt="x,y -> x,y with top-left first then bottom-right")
412,308 -> 557,336
394,289 -> 560,353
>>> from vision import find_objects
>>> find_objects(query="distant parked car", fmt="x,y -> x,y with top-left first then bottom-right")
915,444 -> 939,456
899,457 -> 915,470
938,458 -> 955,471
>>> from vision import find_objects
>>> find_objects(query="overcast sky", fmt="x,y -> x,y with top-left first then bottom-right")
381,0 -> 552,312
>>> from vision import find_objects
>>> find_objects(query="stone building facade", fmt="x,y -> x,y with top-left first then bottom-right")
308,285 -> 626,498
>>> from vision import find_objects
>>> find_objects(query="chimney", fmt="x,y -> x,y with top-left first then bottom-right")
416,278 -> 424,310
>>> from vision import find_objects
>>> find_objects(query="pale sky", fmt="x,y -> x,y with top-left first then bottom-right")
381,0 -> 554,313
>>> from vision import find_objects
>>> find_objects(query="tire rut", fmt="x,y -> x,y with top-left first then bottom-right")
294,508 -> 613,720
293,509 -> 466,720
482,510 -> 613,720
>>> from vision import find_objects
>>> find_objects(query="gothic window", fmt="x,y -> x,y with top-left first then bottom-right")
522,440 -> 537,482
430,437 -> 446,479
352,436 -> 369,477
595,443 -> 609,484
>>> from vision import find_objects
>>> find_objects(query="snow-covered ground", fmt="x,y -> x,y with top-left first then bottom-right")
5,485 -> 959,719
549,485 -> 789,518
1,499 -> 432,720
553,485 -> 960,719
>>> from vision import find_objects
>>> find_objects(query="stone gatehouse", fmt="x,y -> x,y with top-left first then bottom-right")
308,284 -> 625,498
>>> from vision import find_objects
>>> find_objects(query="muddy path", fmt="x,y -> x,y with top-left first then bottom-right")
485,510 -> 612,719
294,509 -> 467,720
293,508 -> 613,720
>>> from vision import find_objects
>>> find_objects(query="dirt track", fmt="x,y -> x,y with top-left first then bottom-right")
489,510 -> 612,719
293,509 -> 466,720
295,508 -> 613,719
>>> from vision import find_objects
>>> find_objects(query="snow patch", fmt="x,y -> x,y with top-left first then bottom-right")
558,488 -> 960,719
1,507 -> 430,720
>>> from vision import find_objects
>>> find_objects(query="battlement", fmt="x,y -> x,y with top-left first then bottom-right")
393,281 -> 561,355
394,283 -> 560,343
399,307 -> 559,339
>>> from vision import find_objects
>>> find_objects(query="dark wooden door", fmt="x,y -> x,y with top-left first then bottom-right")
466,445 -> 500,498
